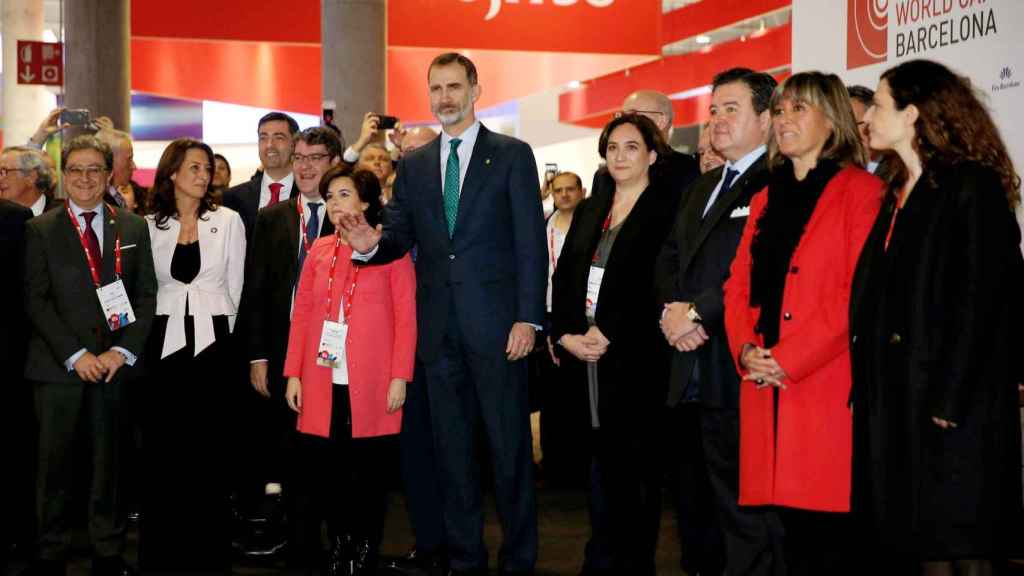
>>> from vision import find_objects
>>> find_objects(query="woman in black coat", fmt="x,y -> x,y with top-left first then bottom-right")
550,113 -> 692,575
850,59 -> 1024,574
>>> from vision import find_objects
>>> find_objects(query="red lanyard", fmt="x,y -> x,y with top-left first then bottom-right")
548,224 -> 558,272
324,233 -> 361,324
884,193 -> 906,251
66,200 -> 121,287
297,198 -> 315,254
593,194 -> 615,264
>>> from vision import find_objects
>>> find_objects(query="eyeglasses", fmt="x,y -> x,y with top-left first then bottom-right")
615,109 -> 666,118
65,165 -> 107,179
292,153 -> 331,164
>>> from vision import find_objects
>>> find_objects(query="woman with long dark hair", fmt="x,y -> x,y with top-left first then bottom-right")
723,72 -> 883,574
852,59 -> 1024,574
141,138 -> 246,573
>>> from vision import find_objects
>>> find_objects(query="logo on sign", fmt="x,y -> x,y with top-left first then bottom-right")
1000,66 -> 1012,80
461,0 -> 614,21
847,0 -> 888,70
992,65 -> 1020,94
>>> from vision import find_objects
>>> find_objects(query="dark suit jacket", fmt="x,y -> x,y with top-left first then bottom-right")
369,124 -> 547,363
223,170 -> 298,242
654,155 -> 769,409
23,205 -> 157,384
1,200 -> 32,381
238,196 -> 336,382
550,168 -> 690,431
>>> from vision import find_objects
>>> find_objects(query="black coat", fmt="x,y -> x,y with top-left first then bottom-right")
551,162 -> 692,434
849,160 -> 1024,560
654,155 -> 769,408
0,200 -> 32,380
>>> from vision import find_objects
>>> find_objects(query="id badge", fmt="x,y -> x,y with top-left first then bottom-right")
96,279 -> 136,332
585,265 -> 605,319
317,320 -> 348,368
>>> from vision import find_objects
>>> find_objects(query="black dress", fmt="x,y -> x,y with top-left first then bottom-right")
849,161 -> 1024,564
141,241 -> 232,574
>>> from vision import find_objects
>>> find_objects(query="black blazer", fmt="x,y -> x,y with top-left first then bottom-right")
368,124 -> 547,363
654,155 -> 770,408
237,196 -> 335,380
223,170 -> 298,242
23,205 -> 157,384
550,166 -> 688,429
1,200 -> 32,382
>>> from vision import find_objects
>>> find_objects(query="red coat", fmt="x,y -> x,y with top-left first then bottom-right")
284,236 -> 417,438
724,166 -> 882,512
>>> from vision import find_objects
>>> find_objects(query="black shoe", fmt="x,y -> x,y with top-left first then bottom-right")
19,560 -> 64,576
91,556 -> 137,576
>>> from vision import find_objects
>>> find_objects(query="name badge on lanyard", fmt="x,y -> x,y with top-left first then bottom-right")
586,265 -> 605,319
67,202 -> 134,332
316,234 -> 359,368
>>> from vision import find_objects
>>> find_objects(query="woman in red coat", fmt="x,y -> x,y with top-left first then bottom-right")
284,164 -> 416,575
723,72 -> 882,574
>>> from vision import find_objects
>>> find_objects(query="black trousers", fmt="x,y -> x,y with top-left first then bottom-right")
701,406 -> 785,576
291,388 -> 394,566
399,361 -> 445,555
774,507 -> 858,576
2,375 -> 37,556
33,377 -> 127,562
422,306 -> 538,573
668,402 -> 725,575
581,430 -> 612,573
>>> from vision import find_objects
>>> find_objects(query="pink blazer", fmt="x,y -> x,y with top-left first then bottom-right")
284,236 -> 416,438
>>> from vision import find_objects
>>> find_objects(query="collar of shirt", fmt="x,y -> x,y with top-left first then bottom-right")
440,120 -> 482,193
722,144 -> 767,183
260,171 -> 295,207
31,193 -> 47,217
68,197 -> 105,254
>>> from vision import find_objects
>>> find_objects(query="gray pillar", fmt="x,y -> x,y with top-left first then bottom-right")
2,0 -> 49,145
64,0 -> 130,131
322,0 -> 386,146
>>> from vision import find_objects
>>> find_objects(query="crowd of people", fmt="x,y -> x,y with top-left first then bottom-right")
0,50 -> 1022,576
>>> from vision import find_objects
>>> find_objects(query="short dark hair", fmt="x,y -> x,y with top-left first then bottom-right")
149,138 -> 218,229
258,111 -> 299,135
846,84 -> 875,107
429,52 -> 478,86
62,135 -> 114,172
598,113 -> 671,162
319,164 -> 385,228
712,67 -> 778,114
213,153 -> 231,178
295,127 -> 343,161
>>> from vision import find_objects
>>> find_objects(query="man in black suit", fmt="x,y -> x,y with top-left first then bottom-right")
23,135 -> 157,576
0,147 -> 60,217
235,126 -> 341,556
341,52 -> 546,576
0,198 -> 33,566
223,112 -> 302,240
655,68 -> 783,576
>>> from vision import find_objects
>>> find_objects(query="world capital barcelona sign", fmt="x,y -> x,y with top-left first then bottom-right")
388,0 -> 661,55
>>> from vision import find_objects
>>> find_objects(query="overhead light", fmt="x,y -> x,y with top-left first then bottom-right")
42,29 -> 58,42
696,34 -> 711,44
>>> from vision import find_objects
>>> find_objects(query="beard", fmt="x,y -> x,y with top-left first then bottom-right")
433,102 -> 470,127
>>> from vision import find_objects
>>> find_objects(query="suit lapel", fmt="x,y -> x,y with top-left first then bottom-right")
690,157 -> 767,260
418,137 -> 446,236
453,126 -> 495,240
286,198 -> 301,267
101,206 -> 117,283
61,207 -> 94,286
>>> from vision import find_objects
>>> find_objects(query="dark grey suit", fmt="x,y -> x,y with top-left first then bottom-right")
24,204 -> 157,562
367,124 -> 546,573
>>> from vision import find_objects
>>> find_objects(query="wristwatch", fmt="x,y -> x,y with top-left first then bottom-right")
687,305 -> 702,323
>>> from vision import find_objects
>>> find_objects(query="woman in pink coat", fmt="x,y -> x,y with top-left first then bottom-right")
284,164 -> 416,575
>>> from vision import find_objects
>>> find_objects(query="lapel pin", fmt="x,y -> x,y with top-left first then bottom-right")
485,158 -> 491,165
211,227 -> 218,233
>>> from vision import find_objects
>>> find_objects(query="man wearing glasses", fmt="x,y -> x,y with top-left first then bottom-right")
235,126 -> 343,560
22,135 -> 156,576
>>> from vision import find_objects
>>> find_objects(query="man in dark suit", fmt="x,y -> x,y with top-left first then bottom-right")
341,52 -> 546,576
22,136 -> 156,576
235,126 -> 341,557
655,68 -> 783,576
223,112 -> 302,240
0,198 -> 33,566
0,147 -> 60,217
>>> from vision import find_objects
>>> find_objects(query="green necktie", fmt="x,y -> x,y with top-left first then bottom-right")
443,138 -> 462,238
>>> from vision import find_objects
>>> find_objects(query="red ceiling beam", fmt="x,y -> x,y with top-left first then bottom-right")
131,0 -> 320,43
662,0 -> 791,45
559,23 -> 790,129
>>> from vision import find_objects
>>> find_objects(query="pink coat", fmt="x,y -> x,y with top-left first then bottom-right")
284,236 -> 416,438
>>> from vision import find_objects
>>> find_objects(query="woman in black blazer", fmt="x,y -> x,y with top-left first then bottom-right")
550,113 -> 684,575
851,59 -> 1024,573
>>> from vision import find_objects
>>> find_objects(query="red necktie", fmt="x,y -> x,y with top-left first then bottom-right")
82,211 -> 103,270
269,182 -> 284,206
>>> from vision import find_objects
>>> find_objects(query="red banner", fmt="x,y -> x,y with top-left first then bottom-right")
16,41 -> 63,86
388,0 -> 661,55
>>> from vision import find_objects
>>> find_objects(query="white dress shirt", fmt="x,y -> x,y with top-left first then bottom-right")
30,194 -> 47,217
702,145 -> 767,217
259,172 -> 294,209
546,215 -> 569,313
440,120 -> 481,197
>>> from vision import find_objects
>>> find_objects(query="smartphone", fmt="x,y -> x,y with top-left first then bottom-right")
544,163 -> 559,183
375,114 -> 399,130
61,108 -> 91,126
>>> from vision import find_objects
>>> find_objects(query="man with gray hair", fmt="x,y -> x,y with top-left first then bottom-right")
95,128 -> 137,210
0,147 -> 59,217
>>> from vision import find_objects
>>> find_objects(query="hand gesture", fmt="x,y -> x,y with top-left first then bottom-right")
740,344 -> 787,388
338,211 -> 383,254
286,377 -> 303,413
387,378 -> 407,413
354,112 -> 380,153
30,108 -> 68,146
96,350 -> 127,383
73,352 -> 107,383
559,331 -> 609,363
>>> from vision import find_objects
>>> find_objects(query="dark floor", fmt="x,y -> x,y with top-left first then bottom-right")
3,487 -> 684,576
